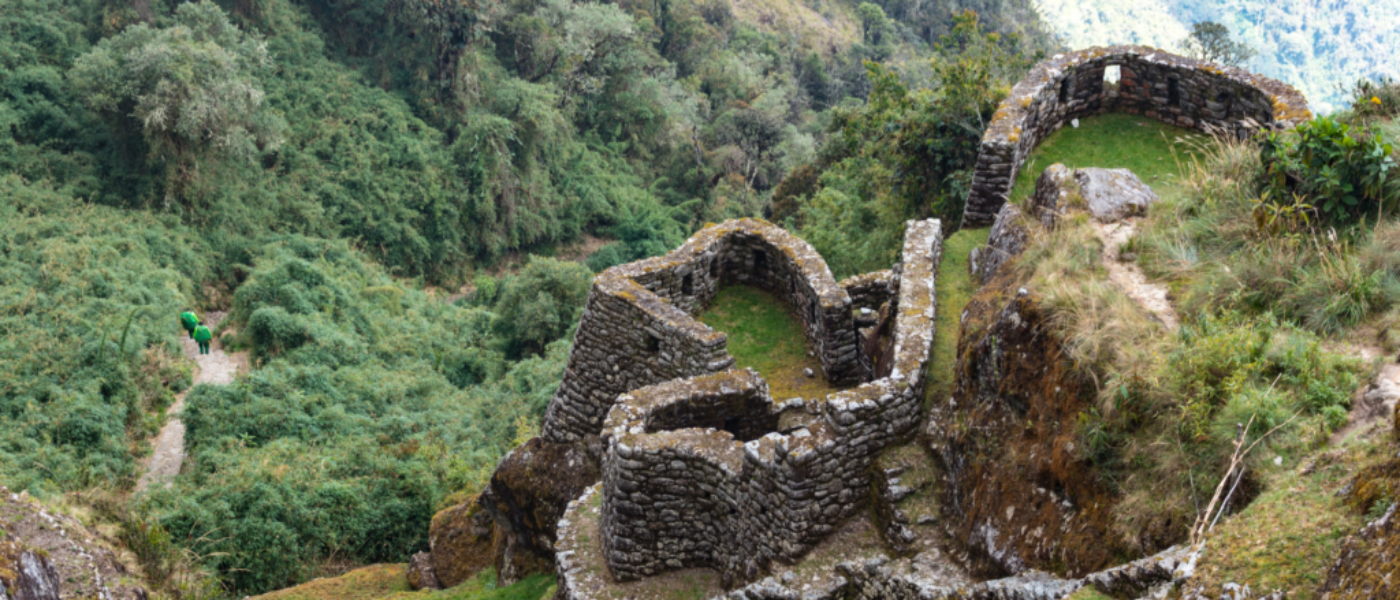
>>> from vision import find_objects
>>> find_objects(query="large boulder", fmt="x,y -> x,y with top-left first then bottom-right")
0,541 -> 60,600
479,436 -> 602,585
427,493 -> 496,588
406,551 -> 443,591
927,271 -> 1156,578
1076,168 -> 1159,223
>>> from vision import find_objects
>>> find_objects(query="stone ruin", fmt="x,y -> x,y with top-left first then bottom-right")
962,45 -> 1311,227
542,219 -> 878,445
540,218 -> 944,598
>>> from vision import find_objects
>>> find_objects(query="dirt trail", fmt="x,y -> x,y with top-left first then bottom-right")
1092,218 -> 1179,331
135,311 -> 247,492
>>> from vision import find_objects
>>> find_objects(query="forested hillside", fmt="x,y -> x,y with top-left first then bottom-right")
0,0 -> 1054,594
1034,0 -> 1400,112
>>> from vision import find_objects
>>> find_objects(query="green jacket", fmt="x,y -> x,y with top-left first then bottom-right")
180,311 -> 198,329
194,325 -> 213,342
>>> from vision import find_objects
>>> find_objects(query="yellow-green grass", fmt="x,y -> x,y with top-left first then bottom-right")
1064,586 -> 1116,600
1187,447 -> 1370,599
250,564 -> 412,600
924,228 -> 990,409
1009,113 -> 1204,206
252,565 -> 554,600
699,285 -> 842,401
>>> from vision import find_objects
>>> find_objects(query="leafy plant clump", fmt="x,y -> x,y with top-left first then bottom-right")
1259,116 -> 1399,227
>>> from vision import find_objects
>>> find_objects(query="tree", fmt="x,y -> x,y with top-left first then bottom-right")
856,3 -> 889,45
492,256 -> 594,357
70,1 -> 284,206
1180,21 -> 1257,68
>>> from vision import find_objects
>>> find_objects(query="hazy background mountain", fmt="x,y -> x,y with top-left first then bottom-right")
1034,0 -> 1400,113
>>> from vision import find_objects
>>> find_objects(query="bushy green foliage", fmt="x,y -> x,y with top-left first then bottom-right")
0,176 -> 203,495
147,237 -> 569,594
798,11 -> 1040,277
70,1 -> 286,203
491,256 -> 593,358
1260,116 -> 1400,227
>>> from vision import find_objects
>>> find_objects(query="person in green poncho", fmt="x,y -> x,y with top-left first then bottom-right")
179,309 -> 198,339
194,320 -> 213,355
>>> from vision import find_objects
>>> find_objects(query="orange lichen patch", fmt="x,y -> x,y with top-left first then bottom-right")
249,564 -> 412,600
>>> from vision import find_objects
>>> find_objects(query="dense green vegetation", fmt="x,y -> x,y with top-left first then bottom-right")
1034,0 -> 1400,113
148,240 -> 583,592
0,176 -> 200,495
786,11 -> 1043,277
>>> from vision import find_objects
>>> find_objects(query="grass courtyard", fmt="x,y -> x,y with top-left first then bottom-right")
698,285 -> 844,401
1009,112 -> 1203,205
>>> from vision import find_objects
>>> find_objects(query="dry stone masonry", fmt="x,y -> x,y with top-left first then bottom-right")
552,219 -> 944,598
963,46 -> 1310,226
543,219 -> 868,444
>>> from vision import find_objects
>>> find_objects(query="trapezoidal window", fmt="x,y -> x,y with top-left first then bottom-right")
1059,78 -> 1071,104
753,250 -> 767,276
682,273 -> 694,295
710,257 -> 721,279
1167,78 -> 1181,106
647,334 -> 661,353
1103,65 -> 1121,90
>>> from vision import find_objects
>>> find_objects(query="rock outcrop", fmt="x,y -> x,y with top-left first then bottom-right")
0,487 -> 148,600
479,436 -> 602,584
426,493 -> 496,588
929,272 -> 1151,578
0,542 -> 60,600
969,164 -> 1074,285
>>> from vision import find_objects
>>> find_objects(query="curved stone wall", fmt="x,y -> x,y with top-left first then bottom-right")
551,219 -> 943,596
962,46 -> 1312,226
542,219 -> 866,444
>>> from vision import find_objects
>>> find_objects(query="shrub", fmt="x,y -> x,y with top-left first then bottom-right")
1259,116 -> 1400,227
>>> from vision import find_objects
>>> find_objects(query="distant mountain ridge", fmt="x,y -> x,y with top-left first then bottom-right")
1033,0 -> 1400,112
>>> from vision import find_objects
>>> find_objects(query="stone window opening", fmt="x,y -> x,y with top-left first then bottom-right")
647,334 -> 661,353
1058,78 -> 1070,104
682,273 -> 694,296
710,257 -> 721,279
753,249 -> 767,276
1167,78 -> 1181,106
1102,65 -> 1121,92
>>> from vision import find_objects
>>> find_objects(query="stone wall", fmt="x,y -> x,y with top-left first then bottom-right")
963,46 -> 1311,226
572,219 -> 942,590
543,219 -> 866,443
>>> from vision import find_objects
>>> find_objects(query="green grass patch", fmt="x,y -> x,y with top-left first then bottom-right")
698,285 -> 839,401
1009,113 -> 1203,205
1064,586 -> 1116,600
1188,447 -> 1368,600
924,228 -> 990,408
252,564 -> 412,600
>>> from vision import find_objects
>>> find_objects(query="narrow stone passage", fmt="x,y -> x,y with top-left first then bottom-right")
136,311 -> 247,492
